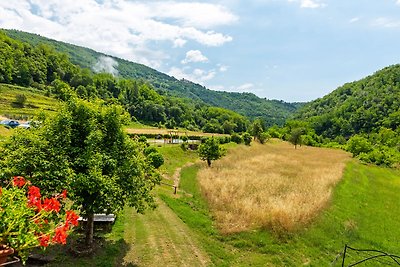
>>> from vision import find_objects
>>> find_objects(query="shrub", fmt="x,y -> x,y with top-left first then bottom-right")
14,94 -> 27,107
147,152 -> 164,169
242,132 -> 252,146
259,132 -> 270,144
231,133 -> 243,144
144,146 -> 158,156
346,135 -> 372,156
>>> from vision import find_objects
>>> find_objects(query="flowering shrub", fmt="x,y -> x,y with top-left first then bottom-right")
0,176 -> 79,263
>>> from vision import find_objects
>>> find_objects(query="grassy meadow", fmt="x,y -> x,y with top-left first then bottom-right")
198,140 -> 350,233
0,83 -> 59,119
1,134 -> 399,266
162,142 -> 400,266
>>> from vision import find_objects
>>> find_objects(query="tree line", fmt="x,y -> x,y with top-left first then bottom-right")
0,31 -> 248,134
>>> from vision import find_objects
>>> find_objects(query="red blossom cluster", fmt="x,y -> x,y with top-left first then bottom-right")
9,176 -> 79,247
13,176 -> 26,187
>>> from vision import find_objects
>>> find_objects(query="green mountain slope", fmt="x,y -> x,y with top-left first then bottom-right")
294,64 -> 400,138
4,29 -> 300,126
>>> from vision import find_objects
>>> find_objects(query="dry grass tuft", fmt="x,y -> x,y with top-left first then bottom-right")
198,140 -> 350,234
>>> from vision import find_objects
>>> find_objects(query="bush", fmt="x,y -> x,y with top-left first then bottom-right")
14,94 -> 27,107
346,135 -> 372,156
231,133 -> 243,144
144,146 -> 158,156
259,132 -> 270,144
147,152 -> 164,169
243,132 -> 252,146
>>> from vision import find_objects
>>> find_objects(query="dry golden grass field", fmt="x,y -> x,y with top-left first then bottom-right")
198,140 -> 350,234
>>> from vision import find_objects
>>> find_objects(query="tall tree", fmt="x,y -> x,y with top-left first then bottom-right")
198,137 -> 226,167
0,97 -> 161,246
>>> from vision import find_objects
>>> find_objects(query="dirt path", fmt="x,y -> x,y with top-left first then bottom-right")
121,164 -> 209,266
172,162 -> 195,187
122,199 -> 210,267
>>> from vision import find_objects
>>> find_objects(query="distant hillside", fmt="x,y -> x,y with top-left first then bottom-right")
294,65 -> 400,138
4,29 -> 301,126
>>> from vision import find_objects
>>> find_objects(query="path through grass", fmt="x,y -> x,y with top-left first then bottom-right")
122,199 -> 210,266
163,145 -> 400,266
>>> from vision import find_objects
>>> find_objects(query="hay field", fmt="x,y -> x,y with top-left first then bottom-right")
198,141 -> 350,234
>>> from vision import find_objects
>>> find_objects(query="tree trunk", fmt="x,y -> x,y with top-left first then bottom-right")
207,158 -> 212,167
85,213 -> 94,247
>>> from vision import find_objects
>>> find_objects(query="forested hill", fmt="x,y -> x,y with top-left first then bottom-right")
294,65 -> 400,138
4,29 -> 300,126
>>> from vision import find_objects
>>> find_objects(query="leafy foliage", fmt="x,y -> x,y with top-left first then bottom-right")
0,97 -> 161,245
198,137 -> 226,167
290,65 -> 400,167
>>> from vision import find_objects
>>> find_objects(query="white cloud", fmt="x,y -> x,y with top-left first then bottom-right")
173,38 -> 187,48
397,0 -> 400,5
0,0 -> 235,68
209,83 -> 262,94
372,17 -> 400,28
168,67 -> 216,84
237,83 -> 255,91
349,17 -> 360,23
288,0 -> 326,9
181,50 -> 209,64
218,64 -> 228,72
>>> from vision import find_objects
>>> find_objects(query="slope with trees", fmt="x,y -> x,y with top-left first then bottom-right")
3,29 -> 301,126
0,30 -> 249,133
292,65 -> 400,167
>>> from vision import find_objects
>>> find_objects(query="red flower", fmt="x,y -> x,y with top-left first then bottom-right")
0,187 -> 2,195
52,226 -> 68,244
28,186 -> 42,211
39,234 -> 50,247
65,210 -> 79,227
60,189 -> 67,199
28,186 -> 41,198
42,198 -> 61,213
13,176 -> 26,187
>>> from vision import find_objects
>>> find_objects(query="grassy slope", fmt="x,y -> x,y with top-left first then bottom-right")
0,83 -> 59,118
163,156 -> 400,266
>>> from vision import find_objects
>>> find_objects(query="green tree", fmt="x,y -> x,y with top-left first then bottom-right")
243,132 -> 252,146
251,119 -> 264,141
289,128 -> 304,149
0,98 -> 161,247
198,137 -> 226,167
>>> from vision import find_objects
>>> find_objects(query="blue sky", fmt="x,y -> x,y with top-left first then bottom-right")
1,0 -> 400,102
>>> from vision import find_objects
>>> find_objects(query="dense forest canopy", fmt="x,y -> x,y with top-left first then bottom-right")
0,30 -> 248,133
294,65 -> 400,138
289,65 -> 400,167
4,29 -> 301,126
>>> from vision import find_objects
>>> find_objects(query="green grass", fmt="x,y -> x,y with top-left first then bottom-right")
162,161 -> 400,266
0,125 -> 13,140
0,83 -> 59,119
157,145 -> 198,177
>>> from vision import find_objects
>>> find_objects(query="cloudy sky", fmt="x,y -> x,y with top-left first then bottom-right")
1,0 -> 400,102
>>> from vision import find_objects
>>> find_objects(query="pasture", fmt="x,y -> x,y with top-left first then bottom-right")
198,140 -> 350,233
